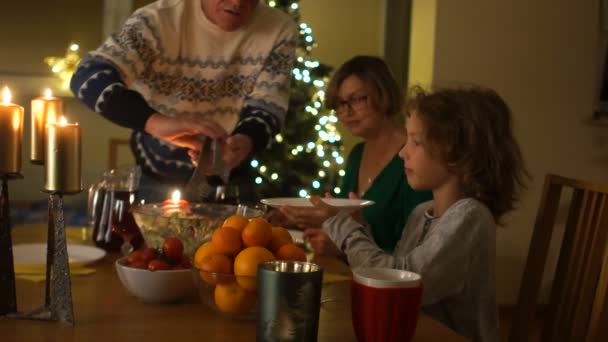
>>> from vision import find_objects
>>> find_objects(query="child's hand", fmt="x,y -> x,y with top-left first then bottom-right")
265,209 -> 293,227
279,196 -> 339,229
303,228 -> 342,257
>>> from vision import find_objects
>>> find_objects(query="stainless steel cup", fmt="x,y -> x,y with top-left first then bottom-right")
257,260 -> 324,342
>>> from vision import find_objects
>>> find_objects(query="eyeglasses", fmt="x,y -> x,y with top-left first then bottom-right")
335,95 -> 369,114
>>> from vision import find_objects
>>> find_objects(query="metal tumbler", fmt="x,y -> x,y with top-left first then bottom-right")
257,260 -> 324,342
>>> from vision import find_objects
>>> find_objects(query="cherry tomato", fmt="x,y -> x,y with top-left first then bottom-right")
162,237 -> 184,262
128,260 -> 148,269
173,255 -> 190,269
148,259 -> 170,271
141,247 -> 157,263
127,250 -> 144,264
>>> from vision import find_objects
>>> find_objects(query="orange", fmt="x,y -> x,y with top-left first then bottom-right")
198,254 -> 233,285
193,241 -> 214,268
241,218 -> 272,247
214,282 -> 256,315
222,214 -> 249,233
268,226 -> 293,253
211,226 -> 242,256
233,246 -> 275,291
275,243 -> 307,262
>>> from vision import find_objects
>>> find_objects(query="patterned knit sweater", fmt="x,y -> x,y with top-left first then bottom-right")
70,0 -> 297,180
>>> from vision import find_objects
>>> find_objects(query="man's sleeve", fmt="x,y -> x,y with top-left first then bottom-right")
233,20 -> 298,151
69,13 -> 157,130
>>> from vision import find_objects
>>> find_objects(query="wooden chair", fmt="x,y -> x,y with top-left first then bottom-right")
510,174 -> 608,341
108,138 -> 130,170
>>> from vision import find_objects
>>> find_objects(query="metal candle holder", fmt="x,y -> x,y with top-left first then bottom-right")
0,174 -> 21,316
6,192 -> 78,325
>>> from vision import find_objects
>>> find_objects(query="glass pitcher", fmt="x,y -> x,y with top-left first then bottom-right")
88,165 -> 143,254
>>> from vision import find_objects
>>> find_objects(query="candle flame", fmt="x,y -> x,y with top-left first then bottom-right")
43,88 -> 53,98
2,86 -> 11,104
171,189 -> 181,203
58,116 -> 68,125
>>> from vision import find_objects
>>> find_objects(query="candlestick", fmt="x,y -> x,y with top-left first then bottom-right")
0,176 -> 18,316
6,194 -> 76,325
0,87 -> 24,175
31,89 -> 64,164
44,117 -> 82,194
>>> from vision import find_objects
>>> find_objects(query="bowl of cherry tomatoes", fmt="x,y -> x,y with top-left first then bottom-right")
115,237 -> 195,304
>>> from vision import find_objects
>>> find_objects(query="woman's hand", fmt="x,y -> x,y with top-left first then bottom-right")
303,228 -> 342,257
144,113 -> 227,151
347,192 -> 365,224
279,196 -> 339,229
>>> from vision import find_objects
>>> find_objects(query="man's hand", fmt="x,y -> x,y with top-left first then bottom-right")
144,113 -> 227,151
224,134 -> 253,169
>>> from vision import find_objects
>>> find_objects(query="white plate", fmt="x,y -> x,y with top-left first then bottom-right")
261,197 -> 375,210
288,229 -> 304,244
13,243 -> 106,267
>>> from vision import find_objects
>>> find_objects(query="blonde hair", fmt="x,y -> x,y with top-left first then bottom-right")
406,85 -> 529,221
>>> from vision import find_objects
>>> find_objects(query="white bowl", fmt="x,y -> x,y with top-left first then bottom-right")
115,257 -> 195,304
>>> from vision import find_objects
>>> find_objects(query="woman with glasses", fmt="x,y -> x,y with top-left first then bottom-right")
278,55 -> 432,255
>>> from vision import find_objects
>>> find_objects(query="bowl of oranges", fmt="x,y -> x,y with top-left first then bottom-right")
191,214 -> 307,319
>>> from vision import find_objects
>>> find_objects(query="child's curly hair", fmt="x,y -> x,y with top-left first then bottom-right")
406,85 -> 529,222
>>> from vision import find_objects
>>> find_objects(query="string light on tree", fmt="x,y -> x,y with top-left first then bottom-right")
44,43 -> 81,90
243,0 -> 347,198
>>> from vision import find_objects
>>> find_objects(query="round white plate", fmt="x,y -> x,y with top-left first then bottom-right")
261,197 -> 375,210
13,243 -> 106,267
288,229 -> 304,243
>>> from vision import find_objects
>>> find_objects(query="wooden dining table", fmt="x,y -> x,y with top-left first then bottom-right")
0,225 -> 468,341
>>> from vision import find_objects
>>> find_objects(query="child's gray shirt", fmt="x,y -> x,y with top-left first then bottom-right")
323,198 -> 498,342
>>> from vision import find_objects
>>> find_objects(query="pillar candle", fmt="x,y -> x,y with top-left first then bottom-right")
0,87 -> 24,175
31,88 -> 64,164
44,116 -> 82,193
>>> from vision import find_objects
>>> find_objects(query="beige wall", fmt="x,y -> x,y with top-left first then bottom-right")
0,1 -> 132,207
299,0 -> 385,70
410,0 -> 608,305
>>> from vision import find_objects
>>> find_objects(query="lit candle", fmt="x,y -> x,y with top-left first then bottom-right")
163,189 -> 190,215
44,116 -> 82,193
31,88 -> 64,164
0,87 -> 24,175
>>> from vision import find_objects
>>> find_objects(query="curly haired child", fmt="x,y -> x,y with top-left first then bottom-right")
321,85 -> 529,342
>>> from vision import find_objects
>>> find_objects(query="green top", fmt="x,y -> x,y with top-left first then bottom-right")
338,142 -> 432,252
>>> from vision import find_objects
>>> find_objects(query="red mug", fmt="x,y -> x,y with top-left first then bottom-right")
351,268 -> 423,342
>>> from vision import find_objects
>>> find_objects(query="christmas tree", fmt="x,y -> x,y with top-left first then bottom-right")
253,0 -> 344,198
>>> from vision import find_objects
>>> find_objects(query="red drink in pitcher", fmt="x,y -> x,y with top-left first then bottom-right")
89,166 -> 143,253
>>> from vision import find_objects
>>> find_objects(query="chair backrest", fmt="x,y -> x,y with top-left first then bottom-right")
510,174 -> 608,342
